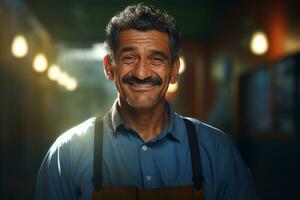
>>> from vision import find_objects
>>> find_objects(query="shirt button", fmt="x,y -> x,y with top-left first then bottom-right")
142,145 -> 148,151
146,175 -> 152,181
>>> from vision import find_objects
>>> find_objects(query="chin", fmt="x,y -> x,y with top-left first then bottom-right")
126,97 -> 162,110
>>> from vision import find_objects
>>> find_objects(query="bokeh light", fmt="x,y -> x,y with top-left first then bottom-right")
33,53 -> 48,73
179,56 -> 186,74
47,64 -> 61,81
65,77 -> 78,91
167,82 -> 178,93
11,34 -> 29,58
250,31 -> 269,55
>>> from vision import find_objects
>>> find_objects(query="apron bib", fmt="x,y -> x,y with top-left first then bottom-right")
91,117 -> 205,200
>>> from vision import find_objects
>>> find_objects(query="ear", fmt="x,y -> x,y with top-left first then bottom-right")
170,57 -> 180,84
103,55 -> 114,80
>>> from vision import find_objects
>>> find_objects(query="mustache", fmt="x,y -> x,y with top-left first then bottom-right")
122,76 -> 163,86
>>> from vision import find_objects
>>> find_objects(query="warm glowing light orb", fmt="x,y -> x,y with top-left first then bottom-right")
57,72 -> 69,86
250,31 -> 269,55
11,35 -> 28,58
33,53 -> 48,72
47,64 -> 61,80
167,82 -> 178,93
65,78 -> 78,91
179,56 -> 186,74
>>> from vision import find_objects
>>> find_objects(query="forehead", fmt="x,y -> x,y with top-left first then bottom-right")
117,29 -> 170,53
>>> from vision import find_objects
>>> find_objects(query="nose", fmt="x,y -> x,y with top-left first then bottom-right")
133,59 -> 152,80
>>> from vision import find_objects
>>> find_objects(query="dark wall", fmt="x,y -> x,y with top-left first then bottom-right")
238,137 -> 300,200
0,63 -> 47,199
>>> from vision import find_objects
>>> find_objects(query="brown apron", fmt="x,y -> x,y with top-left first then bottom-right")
92,117 -> 205,200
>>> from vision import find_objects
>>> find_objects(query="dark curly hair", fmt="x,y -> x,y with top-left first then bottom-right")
105,3 -> 181,63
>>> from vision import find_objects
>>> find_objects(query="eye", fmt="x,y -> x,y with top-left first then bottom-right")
150,57 -> 165,65
120,55 -> 137,64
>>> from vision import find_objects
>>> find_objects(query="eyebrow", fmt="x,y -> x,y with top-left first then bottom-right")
149,50 -> 169,60
117,47 -> 169,60
118,47 -> 136,54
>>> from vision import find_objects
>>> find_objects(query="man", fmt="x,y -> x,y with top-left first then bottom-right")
36,3 -> 257,200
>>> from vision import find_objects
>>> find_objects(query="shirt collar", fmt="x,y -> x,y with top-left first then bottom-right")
107,99 -> 182,143
163,103 -> 181,142
110,100 -> 123,131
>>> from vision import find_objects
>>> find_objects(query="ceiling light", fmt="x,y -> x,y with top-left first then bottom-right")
47,64 -> 61,81
250,31 -> 269,55
11,34 -> 28,58
65,77 -> 78,91
33,53 -> 48,73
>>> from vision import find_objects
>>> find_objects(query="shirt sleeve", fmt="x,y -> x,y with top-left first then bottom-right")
36,139 -> 77,200
216,136 -> 258,200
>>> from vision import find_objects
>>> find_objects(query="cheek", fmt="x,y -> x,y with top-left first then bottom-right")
116,65 -> 132,78
113,68 -> 126,82
114,69 -> 130,92
158,69 -> 172,82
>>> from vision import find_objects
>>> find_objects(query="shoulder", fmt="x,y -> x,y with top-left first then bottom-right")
49,117 -> 96,158
176,114 -> 235,157
182,118 -> 257,199
181,115 -> 231,144
37,118 -> 97,198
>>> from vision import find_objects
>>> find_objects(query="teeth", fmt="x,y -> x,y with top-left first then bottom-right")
133,83 -> 154,87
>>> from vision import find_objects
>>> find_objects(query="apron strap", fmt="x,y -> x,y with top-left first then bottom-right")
183,118 -> 204,189
92,116 -> 104,192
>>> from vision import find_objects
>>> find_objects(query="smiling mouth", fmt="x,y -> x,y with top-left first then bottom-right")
122,76 -> 163,91
128,81 -> 156,87
126,82 -> 157,91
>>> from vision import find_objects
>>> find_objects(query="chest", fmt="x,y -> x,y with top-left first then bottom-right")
101,134 -> 194,188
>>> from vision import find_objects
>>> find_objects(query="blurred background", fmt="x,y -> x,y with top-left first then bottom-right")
1,0 -> 300,199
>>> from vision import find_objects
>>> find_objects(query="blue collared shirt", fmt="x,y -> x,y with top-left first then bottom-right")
36,102 -> 257,200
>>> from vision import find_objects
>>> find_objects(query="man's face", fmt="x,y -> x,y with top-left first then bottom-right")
104,29 -> 179,109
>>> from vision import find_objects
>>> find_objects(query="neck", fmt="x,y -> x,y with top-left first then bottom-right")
117,98 -> 169,142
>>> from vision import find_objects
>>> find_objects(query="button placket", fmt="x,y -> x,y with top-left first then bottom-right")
139,143 -> 154,187
142,145 -> 148,151
146,175 -> 152,181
